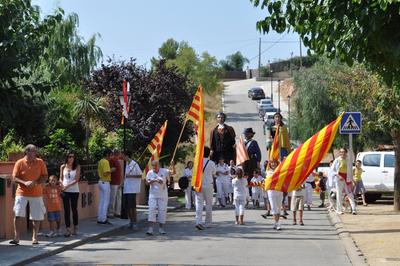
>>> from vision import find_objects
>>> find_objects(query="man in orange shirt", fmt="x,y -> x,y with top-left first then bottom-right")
10,144 -> 48,245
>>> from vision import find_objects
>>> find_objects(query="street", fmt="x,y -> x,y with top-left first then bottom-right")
31,79 -> 352,265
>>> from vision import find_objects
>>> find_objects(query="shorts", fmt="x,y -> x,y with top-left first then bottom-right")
13,196 -> 46,221
47,211 -> 61,222
291,196 -> 304,211
124,193 -> 137,209
354,180 -> 366,194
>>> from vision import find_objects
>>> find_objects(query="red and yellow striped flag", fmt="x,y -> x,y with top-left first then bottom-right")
236,135 -> 249,166
187,85 -> 205,192
269,126 -> 280,162
144,120 -> 168,175
265,114 -> 343,192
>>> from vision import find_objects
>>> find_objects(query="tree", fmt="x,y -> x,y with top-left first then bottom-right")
252,0 -> 400,210
85,59 -> 195,164
73,92 -> 107,160
220,51 -> 249,71
152,39 -> 223,93
158,38 -> 180,60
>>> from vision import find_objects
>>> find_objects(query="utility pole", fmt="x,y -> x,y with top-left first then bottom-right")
299,36 -> 303,69
258,37 -> 261,78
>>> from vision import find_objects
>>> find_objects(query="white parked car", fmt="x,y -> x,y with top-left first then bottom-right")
356,151 -> 395,202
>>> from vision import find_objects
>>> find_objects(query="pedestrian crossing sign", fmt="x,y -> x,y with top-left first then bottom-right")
340,112 -> 362,134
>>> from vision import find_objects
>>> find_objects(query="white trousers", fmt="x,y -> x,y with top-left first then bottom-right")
185,187 -> 195,209
234,198 -> 245,215
327,184 -> 335,209
216,179 -> 230,204
268,190 -> 283,215
305,183 -> 313,206
148,197 -> 168,224
108,185 -> 121,216
195,186 -> 213,225
336,179 -> 356,212
98,181 -> 111,222
251,187 -> 262,201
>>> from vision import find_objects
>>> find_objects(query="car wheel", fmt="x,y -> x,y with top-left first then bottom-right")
364,193 -> 382,203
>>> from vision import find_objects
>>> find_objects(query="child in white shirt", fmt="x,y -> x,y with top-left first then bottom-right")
291,182 -> 306,225
250,169 -> 263,208
232,167 -> 247,225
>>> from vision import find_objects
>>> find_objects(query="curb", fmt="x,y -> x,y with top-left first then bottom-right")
327,211 -> 368,266
11,202 -> 185,266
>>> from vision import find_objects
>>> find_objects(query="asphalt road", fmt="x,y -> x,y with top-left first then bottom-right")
32,79 -> 351,266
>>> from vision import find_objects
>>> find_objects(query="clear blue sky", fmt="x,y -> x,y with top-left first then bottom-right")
32,0 -> 306,69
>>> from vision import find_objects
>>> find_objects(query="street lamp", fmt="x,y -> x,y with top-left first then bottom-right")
278,80 -> 281,113
270,69 -> 273,101
287,95 -> 291,133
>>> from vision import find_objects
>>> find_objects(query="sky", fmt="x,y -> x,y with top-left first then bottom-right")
32,0 -> 306,69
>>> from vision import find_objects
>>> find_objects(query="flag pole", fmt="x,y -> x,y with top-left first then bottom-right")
171,117 -> 189,162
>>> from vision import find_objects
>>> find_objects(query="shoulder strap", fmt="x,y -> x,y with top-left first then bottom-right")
203,159 -> 210,172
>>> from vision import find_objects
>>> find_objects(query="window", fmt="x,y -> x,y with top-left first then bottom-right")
363,154 -> 381,167
384,154 -> 395,168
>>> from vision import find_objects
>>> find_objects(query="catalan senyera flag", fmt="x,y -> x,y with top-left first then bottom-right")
187,85 -> 205,192
144,120 -> 168,175
269,126 -> 280,162
265,114 -> 343,192
236,135 -> 249,166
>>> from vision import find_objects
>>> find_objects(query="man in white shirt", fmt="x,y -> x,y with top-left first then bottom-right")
195,146 -> 217,230
123,150 -> 142,230
146,160 -> 170,235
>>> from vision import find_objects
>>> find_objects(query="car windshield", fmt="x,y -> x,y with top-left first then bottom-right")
259,99 -> 271,104
261,107 -> 277,112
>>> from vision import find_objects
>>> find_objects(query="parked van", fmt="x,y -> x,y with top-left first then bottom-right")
356,151 -> 395,203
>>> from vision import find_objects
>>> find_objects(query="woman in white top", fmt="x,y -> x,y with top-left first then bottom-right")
60,152 -> 81,237
184,161 -> 194,210
266,160 -> 283,230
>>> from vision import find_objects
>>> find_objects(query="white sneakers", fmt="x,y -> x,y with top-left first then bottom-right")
273,223 -> 282,230
146,226 -> 166,235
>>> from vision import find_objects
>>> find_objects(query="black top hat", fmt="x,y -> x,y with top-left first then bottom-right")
243,128 -> 255,134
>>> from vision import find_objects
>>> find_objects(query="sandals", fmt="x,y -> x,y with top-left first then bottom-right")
300,222 -> 304,226
292,221 -> 297,225
9,239 -> 19,246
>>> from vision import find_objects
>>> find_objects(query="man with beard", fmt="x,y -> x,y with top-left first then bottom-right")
209,112 -> 236,164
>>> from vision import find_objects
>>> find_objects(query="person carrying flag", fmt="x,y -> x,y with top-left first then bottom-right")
268,112 -> 290,160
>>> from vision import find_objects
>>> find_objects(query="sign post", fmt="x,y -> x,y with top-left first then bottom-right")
339,112 -> 362,181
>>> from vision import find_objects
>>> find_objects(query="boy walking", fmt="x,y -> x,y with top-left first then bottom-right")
291,183 -> 305,226
44,175 -> 62,237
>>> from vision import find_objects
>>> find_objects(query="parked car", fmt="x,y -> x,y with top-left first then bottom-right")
249,87 -> 265,100
356,151 -> 395,203
257,99 -> 273,109
248,88 -> 257,98
259,106 -> 278,119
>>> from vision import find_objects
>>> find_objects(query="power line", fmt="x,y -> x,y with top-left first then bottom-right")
248,33 -> 288,62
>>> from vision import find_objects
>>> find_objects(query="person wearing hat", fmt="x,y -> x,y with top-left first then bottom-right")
210,112 -> 236,164
242,128 -> 262,203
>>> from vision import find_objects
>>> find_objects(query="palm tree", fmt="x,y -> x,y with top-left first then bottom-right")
74,92 -> 106,159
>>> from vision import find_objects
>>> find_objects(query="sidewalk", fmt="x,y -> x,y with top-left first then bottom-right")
329,198 -> 400,266
0,197 -> 184,266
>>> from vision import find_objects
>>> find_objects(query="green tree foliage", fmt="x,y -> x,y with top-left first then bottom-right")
73,92 -> 107,159
0,1 -> 102,151
158,38 -> 180,60
220,51 -> 249,71
291,59 -> 391,153
41,128 -> 80,166
252,0 -> 400,209
85,59 -> 195,163
0,130 -> 24,161
153,39 -> 222,93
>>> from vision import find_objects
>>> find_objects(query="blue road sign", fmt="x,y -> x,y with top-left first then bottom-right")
340,112 -> 362,134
